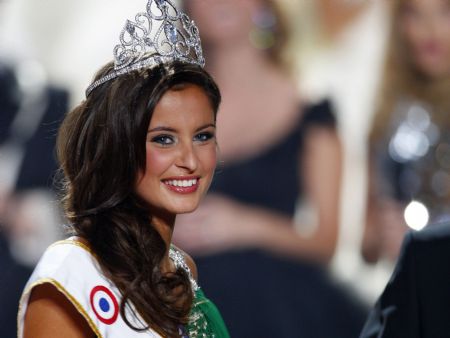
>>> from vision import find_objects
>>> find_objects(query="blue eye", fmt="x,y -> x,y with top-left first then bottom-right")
194,132 -> 215,142
151,135 -> 174,145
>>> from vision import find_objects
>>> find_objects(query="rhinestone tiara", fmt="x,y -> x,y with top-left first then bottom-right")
85,0 -> 205,97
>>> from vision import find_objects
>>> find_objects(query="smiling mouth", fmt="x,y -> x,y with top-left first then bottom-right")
162,178 -> 200,194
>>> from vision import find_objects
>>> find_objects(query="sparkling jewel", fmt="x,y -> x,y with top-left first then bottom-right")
165,23 -> 178,44
126,20 -> 135,34
169,246 -> 199,291
85,0 -> 205,97
144,37 -> 154,46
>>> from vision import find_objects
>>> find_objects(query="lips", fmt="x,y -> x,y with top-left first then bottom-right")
162,177 -> 200,194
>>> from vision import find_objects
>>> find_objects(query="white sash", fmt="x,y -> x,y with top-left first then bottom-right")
17,239 -> 162,338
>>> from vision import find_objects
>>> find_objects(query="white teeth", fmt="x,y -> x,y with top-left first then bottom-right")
165,179 -> 198,187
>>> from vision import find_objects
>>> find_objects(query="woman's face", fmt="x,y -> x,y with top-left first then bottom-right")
136,84 -> 217,216
187,0 -> 261,45
399,0 -> 450,78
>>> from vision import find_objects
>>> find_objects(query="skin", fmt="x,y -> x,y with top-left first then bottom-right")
363,165 -> 410,263
136,84 -> 217,253
317,0 -> 369,39
399,0 -> 450,79
175,0 -> 341,263
23,84 -> 216,337
187,0 -> 259,47
24,283 -> 96,338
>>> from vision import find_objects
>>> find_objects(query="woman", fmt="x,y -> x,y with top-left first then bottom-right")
178,0 -> 340,272
174,1 -> 367,337
17,1 -> 229,337
363,0 -> 450,263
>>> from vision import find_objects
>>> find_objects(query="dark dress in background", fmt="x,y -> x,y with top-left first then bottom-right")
0,63 -> 68,338
0,64 -> 68,191
0,234 -> 31,338
195,101 -> 368,338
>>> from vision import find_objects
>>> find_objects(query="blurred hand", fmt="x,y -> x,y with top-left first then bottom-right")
0,186 -> 11,226
4,190 -> 61,266
173,194 -> 261,255
377,199 -> 410,262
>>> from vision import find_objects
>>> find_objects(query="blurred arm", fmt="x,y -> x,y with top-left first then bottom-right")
249,126 -> 341,263
362,157 -> 409,263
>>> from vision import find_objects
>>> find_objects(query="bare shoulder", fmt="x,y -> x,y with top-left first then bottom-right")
303,127 -> 342,161
172,245 -> 198,281
23,283 -> 95,338
305,126 -> 340,147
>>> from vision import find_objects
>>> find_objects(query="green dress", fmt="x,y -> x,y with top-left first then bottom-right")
170,246 -> 230,338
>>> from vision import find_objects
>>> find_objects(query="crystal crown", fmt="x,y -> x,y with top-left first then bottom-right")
86,0 -> 205,97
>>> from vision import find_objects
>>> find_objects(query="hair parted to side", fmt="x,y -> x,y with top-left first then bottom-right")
56,61 -> 220,336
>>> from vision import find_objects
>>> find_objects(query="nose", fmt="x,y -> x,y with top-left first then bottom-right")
176,141 -> 198,172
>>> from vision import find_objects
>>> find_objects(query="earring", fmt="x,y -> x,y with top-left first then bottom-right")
249,6 -> 277,50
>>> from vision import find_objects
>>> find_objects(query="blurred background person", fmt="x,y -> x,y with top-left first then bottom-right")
0,60 -> 67,337
363,0 -> 450,264
294,0 -> 392,301
174,1 -> 368,337
0,61 -> 67,264
0,2 -> 68,336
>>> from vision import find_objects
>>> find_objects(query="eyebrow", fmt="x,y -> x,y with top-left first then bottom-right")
148,123 -> 216,133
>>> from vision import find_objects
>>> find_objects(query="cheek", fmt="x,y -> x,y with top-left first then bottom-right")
400,19 -> 422,48
400,15 -> 450,76
199,146 -> 217,176
401,11 -> 450,49
145,146 -> 174,179
441,20 -> 450,52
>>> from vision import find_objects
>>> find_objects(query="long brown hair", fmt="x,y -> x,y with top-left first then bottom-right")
370,0 -> 450,144
56,61 -> 220,336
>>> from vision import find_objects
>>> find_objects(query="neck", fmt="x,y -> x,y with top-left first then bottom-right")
206,41 -> 276,85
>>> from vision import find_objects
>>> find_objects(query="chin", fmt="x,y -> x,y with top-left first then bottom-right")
415,60 -> 450,79
169,202 -> 201,215
177,208 -> 198,215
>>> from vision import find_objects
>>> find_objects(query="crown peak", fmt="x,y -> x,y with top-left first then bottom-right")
86,0 -> 205,97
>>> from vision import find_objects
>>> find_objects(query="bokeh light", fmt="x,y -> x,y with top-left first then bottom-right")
404,200 -> 429,231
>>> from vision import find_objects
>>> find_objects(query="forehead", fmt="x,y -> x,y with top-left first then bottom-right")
149,84 -> 215,127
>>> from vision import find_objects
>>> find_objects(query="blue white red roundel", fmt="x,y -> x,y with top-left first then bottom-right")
90,285 -> 119,325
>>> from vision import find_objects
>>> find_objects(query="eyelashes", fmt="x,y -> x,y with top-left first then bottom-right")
194,131 -> 215,142
151,135 -> 174,145
150,131 -> 215,146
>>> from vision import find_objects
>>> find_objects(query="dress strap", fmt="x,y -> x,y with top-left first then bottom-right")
168,246 -> 230,338
169,246 -> 199,291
